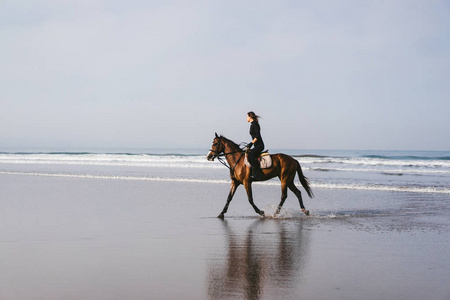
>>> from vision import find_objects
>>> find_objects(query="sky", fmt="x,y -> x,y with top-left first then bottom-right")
1,0 -> 449,151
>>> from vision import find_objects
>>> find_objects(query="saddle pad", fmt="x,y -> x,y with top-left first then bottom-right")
244,153 -> 273,169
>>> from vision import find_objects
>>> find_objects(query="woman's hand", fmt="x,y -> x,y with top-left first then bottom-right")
246,142 -> 253,153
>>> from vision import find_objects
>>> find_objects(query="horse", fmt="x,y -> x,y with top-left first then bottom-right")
207,133 -> 314,218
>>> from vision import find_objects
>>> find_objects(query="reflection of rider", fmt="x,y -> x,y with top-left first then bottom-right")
247,111 -> 265,179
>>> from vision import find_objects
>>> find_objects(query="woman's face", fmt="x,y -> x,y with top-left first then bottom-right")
247,114 -> 252,122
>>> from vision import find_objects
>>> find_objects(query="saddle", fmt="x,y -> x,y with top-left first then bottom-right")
244,151 -> 272,169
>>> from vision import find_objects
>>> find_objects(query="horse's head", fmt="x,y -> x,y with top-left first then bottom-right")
207,133 -> 225,161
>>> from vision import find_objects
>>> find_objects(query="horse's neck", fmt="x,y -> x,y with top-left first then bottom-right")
223,141 -> 243,164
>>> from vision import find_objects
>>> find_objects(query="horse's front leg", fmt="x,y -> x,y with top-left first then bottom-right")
244,181 -> 265,217
218,180 -> 240,218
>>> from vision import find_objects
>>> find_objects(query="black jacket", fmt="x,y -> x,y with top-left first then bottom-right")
249,121 -> 264,148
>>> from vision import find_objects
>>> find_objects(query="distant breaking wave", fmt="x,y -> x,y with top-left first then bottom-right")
1,152 -> 449,168
310,167 -> 450,175
0,152 -> 220,169
362,154 -> 450,161
1,152 -> 450,177
1,150 -> 449,195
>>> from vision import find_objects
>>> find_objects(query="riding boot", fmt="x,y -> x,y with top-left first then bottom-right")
250,161 -> 263,180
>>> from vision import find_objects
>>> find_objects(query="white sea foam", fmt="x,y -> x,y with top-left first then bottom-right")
310,167 -> 450,175
1,171 -> 449,194
311,182 -> 450,194
0,153 -> 220,169
296,157 -> 450,170
1,153 -> 449,175
1,151 -> 449,195
0,171 -> 229,184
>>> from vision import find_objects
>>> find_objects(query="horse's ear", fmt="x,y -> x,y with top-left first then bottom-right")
215,132 -> 219,138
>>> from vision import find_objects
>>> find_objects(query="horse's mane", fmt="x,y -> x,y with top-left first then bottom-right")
219,135 -> 243,152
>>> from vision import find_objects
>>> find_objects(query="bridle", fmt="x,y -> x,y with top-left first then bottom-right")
209,136 -> 246,175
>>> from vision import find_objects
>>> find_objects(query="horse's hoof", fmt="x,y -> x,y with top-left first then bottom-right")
217,214 -> 224,219
302,209 -> 310,216
275,207 -> 282,215
260,210 -> 265,217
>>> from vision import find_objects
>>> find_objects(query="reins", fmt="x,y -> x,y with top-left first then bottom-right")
210,137 -> 249,176
217,151 -> 244,170
209,149 -> 243,169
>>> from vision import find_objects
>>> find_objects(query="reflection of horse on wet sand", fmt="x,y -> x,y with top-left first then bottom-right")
207,219 -> 310,299
207,134 -> 314,218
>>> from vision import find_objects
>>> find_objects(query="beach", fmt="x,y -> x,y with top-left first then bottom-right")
3,1 -> 450,298
1,168 -> 449,300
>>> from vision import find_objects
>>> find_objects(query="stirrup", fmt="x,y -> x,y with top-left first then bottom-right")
251,168 -> 262,179
251,173 -> 261,180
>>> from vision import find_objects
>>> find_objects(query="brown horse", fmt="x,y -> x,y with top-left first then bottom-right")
207,133 -> 313,218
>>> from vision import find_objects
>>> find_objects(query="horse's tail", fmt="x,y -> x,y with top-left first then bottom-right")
296,160 -> 314,198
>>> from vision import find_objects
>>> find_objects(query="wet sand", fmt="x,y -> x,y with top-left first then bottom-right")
0,174 -> 449,299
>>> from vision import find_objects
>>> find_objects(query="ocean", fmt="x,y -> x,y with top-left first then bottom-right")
1,148 -> 449,195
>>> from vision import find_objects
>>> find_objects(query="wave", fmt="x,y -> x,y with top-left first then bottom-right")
0,152 -> 95,155
1,150 -> 449,159
2,152 -> 450,175
0,151 -> 203,157
292,154 -> 329,158
309,167 -> 450,175
1,171 -> 449,194
0,153 -> 219,168
311,182 -> 450,194
362,155 -> 450,161
297,156 -> 450,169
0,171 -> 229,184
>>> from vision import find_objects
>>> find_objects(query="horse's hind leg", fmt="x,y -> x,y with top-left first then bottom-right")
218,180 -> 240,218
288,182 -> 310,215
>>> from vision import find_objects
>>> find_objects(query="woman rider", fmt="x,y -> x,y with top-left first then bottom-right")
246,111 -> 265,179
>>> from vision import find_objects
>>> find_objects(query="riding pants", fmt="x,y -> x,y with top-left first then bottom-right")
248,143 -> 264,168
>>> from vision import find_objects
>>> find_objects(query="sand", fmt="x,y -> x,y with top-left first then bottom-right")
0,174 -> 449,299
